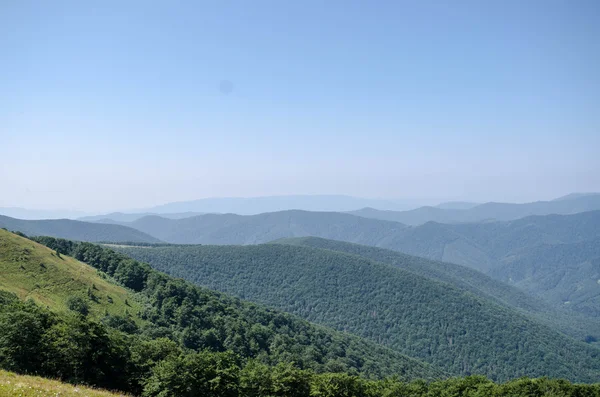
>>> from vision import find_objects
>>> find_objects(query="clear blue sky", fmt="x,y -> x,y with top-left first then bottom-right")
1,0 -> 598,211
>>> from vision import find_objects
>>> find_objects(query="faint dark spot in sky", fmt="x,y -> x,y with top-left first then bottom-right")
219,80 -> 233,95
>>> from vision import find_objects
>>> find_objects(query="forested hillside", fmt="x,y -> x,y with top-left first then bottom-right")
493,240 -> 600,317
349,193 -> 600,225
274,236 -> 600,340
0,215 -> 160,243
382,211 -> 600,316
8,206 -> 597,320
115,243 -> 600,382
9,232 -> 441,378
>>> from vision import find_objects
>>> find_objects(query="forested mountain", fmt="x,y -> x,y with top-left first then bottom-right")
380,211 -> 600,316
492,240 -> 600,317
94,209 -> 600,319
114,242 -> 600,382
0,230 -> 443,384
106,210 -> 407,245
274,236 -> 600,340
0,215 -> 160,243
349,193 -> 600,225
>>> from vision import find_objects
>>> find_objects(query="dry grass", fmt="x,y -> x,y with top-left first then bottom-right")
0,370 -> 129,397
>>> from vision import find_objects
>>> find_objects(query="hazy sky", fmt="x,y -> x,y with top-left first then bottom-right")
1,0 -> 599,211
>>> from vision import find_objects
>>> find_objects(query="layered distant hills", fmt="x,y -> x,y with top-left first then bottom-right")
0,215 -> 160,243
2,193 -> 600,387
349,193 -> 600,225
3,195 -> 599,320
95,210 -> 407,245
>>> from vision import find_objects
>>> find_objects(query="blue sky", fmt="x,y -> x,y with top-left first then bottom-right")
1,0 -> 599,211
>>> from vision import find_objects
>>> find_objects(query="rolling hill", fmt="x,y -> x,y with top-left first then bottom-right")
349,193 -> 600,225
273,236 -> 600,340
0,215 -> 161,243
492,240 -> 600,317
380,211 -> 600,316
114,242 -> 600,382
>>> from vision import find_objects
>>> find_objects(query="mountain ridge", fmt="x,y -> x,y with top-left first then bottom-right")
350,193 -> 600,225
0,215 -> 161,243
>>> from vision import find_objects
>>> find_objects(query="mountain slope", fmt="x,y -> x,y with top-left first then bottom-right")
18,232 -> 442,380
493,240 -> 600,317
0,370 -> 129,397
98,209 -> 599,318
115,243 -> 600,382
381,212 -> 600,316
273,236 -> 600,340
0,215 -> 161,243
350,193 -> 600,225
0,229 -> 142,319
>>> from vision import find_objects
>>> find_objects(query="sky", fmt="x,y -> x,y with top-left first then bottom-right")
1,0 -> 599,212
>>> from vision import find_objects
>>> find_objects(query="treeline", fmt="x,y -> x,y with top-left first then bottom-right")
27,235 -> 439,380
2,292 -> 599,397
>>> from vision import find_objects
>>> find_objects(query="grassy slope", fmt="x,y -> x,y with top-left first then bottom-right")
0,229 -> 142,321
0,370 -> 128,397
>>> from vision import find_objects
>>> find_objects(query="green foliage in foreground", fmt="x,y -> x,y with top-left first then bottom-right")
1,292 -> 599,397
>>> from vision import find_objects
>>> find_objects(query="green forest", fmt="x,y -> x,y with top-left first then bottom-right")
0,230 -> 598,396
114,242 -> 600,382
3,289 -> 599,397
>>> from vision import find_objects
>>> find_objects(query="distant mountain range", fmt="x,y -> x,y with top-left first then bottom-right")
3,195 -> 599,318
100,210 -> 407,245
140,194 -> 430,214
97,210 -> 600,317
349,193 -> 600,225
3,192 -> 598,221
78,211 -> 208,223
0,215 -> 160,243
0,207 -> 87,220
